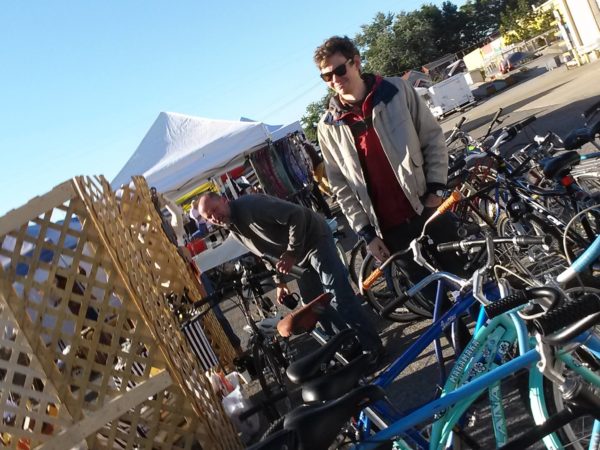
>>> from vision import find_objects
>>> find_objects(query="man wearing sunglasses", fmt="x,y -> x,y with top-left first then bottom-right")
314,37 -> 471,339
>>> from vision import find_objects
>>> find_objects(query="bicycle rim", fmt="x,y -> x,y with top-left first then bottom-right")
360,254 -> 427,322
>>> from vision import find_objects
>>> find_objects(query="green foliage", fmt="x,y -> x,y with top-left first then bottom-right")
301,93 -> 331,143
500,0 -> 554,44
302,0 -> 552,125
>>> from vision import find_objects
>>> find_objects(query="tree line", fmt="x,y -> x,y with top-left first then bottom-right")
302,0 -> 551,141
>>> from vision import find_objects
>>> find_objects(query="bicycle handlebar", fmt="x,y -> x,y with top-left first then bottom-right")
533,293 -> 600,342
484,286 -> 561,319
436,191 -> 462,214
583,99 -> 600,120
482,107 -> 504,141
261,254 -> 307,279
361,192 -> 463,291
488,115 -> 537,153
436,235 -> 550,253
191,270 -> 275,309
556,233 -> 600,284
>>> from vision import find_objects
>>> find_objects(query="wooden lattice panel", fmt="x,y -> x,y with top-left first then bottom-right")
0,179 -> 241,450
119,176 -> 236,369
0,295 -> 72,449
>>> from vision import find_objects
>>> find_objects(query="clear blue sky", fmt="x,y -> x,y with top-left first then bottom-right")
1,1 -> 462,216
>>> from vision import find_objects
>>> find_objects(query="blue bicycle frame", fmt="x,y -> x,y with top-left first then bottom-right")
356,274 -> 500,438
355,325 -> 600,450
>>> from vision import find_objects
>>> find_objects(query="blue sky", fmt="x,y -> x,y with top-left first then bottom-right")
1,1 -> 461,216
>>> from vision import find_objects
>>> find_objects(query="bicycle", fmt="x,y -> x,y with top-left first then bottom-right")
188,268 -> 296,421
252,227 -> 600,449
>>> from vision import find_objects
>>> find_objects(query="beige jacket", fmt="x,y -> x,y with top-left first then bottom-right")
317,76 -> 448,237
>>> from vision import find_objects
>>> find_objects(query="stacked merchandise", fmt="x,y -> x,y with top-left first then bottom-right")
249,132 -> 314,201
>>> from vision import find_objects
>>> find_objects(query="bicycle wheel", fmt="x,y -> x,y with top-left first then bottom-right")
496,212 -> 569,285
251,338 -> 292,420
539,287 -> 600,449
336,239 -> 348,269
360,253 -> 431,322
348,241 -> 367,290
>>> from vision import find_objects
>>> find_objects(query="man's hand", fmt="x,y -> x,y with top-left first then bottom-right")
276,283 -> 290,304
276,251 -> 297,275
367,237 -> 390,263
423,193 -> 443,208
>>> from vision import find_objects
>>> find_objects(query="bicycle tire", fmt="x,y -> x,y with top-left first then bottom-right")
539,286 -> 600,450
251,339 -> 291,420
496,212 -> 570,285
360,253 -> 431,322
260,415 -> 286,441
348,242 -> 366,288
335,240 -> 348,269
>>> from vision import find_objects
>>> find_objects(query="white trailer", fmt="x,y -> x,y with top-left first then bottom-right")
416,74 -> 475,119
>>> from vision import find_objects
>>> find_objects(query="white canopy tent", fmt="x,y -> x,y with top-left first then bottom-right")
112,111 -> 303,271
111,111 -> 302,199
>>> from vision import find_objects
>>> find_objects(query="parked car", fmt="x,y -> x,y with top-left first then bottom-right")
499,51 -> 537,74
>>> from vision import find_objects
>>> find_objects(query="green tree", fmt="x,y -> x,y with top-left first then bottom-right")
301,93 -> 331,143
500,0 -> 554,44
460,0 -> 509,46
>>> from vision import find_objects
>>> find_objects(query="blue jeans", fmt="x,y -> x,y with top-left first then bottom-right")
297,231 -> 383,354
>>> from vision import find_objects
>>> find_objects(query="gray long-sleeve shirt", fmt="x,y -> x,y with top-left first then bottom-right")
226,194 -> 330,267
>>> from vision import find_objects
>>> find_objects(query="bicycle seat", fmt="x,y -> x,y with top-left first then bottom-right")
563,127 -> 594,150
301,353 -> 370,403
283,384 -> 386,450
541,151 -> 580,179
277,292 -> 334,338
286,328 -> 356,384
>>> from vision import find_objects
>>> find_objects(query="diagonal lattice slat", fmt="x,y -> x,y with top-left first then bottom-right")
0,178 -> 241,450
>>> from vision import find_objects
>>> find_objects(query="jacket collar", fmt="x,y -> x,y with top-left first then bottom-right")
324,75 -> 399,125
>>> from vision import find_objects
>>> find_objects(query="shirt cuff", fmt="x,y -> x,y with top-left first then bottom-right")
357,224 -> 377,244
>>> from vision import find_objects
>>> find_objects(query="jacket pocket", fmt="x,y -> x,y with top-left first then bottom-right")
408,148 -> 426,194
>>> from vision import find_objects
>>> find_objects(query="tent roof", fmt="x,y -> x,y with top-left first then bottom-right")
111,112 -> 271,197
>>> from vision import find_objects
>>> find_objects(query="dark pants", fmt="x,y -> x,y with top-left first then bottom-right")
296,230 -> 383,354
382,208 -> 471,351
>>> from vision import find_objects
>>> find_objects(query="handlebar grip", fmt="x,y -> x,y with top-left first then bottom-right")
436,191 -> 462,214
533,294 -> 600,336
514,115 -> 536,132
448,157 -> 466,174
583,99 -> 600,119
262,254 -> 306,279
457,116 -> 466,128
362,267 -> 383,290
436,241 -> 461,252
380,292 -> 409,318
484,290 -> 528,319
514,236 -> 549,246
491,107 -> 503,123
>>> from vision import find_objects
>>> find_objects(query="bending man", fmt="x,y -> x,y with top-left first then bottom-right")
196,192 -> 383,359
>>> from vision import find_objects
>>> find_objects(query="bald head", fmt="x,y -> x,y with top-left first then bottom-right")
197,192 -> 231,227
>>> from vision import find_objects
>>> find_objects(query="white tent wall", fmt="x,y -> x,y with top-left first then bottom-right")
112,112 -> 303,200
111,112 -> 270,198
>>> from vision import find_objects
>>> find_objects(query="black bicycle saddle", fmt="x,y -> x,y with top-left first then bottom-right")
286,328 -> 357,384
541,151 -> 580,179
283,384 -> 386,450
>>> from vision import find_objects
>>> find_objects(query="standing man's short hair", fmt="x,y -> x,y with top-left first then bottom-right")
313,35 -> 360,68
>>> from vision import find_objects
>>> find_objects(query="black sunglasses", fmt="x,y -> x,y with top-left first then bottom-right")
320,59 -> 352,82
